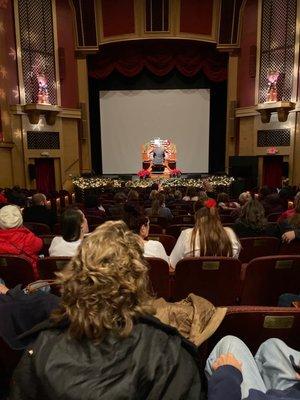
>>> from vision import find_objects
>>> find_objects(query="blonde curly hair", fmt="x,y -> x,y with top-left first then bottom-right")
51,220 -> 154,341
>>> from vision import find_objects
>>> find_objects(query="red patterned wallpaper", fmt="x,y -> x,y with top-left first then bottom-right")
237,0 -> 258,107
56,0 -> 78,108
102,0 -> 135,37
0,0 -> 19,105
180,0 -> 213,35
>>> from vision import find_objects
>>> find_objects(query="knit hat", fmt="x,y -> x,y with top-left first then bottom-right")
0,205 -> 23,229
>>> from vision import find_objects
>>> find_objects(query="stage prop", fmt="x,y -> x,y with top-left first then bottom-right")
73,175 -> 234,202
142,138 -> 177,176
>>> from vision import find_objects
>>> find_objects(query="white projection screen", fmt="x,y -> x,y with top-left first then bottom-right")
99,89 -> 210,174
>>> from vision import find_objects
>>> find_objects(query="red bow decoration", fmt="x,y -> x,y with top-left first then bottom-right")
204,198 -> 217,208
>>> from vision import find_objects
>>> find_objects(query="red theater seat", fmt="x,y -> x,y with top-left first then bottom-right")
147,234 -> 176,255
240,255 -> 300,306
146,257 -> 170,300
174,257 -> 242,305
239,237 -> 280,263
0,255 -> 36,287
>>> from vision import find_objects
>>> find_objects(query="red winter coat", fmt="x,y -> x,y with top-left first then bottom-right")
0,227 -> 42,278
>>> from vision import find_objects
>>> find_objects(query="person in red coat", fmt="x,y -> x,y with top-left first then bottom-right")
0,205 -> 42,278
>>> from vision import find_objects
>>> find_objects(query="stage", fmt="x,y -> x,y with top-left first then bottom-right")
73,175 -> 235,201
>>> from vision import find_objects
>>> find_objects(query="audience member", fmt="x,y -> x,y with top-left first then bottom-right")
49,208 -> 88,257
124,207 -> 169,263
108,191 -> 127,219
232,199 -> 279,238
23,193 -> 57,230
217,192 -> 240,213
146,193 -> 173,220
0,189 -> 7,204
11,221 -> 201,399
83,194 -> 106,216
183,187 -> 198,201
205,335 -> 300,400
170,199 -> 240,268
278,192 -> 300,222
0,205 -> 42,277
5,186 -> 26,207
278,292 -> 300,307
261,192 -> 285,216
279,194 -> 300,244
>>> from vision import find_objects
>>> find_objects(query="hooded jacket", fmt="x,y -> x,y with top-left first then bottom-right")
10,315 -> 202,400
0,227 -> 43,277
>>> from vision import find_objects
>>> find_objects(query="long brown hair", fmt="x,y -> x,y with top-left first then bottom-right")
51,220 -> 153,342
190,205 -> 233,257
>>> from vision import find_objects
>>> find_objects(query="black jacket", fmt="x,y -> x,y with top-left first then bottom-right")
10,315 -> 202,400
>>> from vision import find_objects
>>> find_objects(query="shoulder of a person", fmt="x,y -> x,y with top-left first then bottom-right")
147,240 -> 164,249
223,226 -> 236,236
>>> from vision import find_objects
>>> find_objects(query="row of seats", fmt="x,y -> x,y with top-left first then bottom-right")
36,232 -> 300,262
1,254 -> 300,307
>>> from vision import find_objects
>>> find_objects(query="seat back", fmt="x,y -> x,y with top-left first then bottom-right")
173,215 -> 194,224
149,224 -> 163,234
39,234 -> 55,256
207,306 -> 300,355
174,257 -> 242,305
165,224 -> 193,239
267,212 -> 281,222
241,255 -> 300,306
239,237 -> 280,263
0,255 -> 35,287
279,240 -> 300,255
146,257 -> 170,300
24,222 -> 51,235
147,234 -> 176,255
219,214 -> 234,223
38,257 -> 71,280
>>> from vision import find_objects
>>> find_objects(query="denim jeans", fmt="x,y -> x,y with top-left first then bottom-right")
205,335 -> 300,399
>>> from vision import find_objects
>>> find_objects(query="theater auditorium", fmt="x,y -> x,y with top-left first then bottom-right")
0,1 -> 300,399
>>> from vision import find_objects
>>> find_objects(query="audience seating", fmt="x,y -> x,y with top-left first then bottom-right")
240,255 -> 300,306
267,212 -> 282,222
24,222 -> 51,235
172,215 -> 193,224
206,306 -> 300,354
38,257 -> 71,280
219,214 -> 235,224
279,240 -> 300,255
146,257 -> 170,299
147,234 -> 176,255
0,255 -> 36,287
174,257 -> 242,306
39,234 -> 55,257
238,237 -> 280,263
149,216 -> 169,228
149,224 -> 164,234
165,224 -> 193,238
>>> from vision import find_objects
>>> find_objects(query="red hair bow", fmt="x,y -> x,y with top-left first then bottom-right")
204,198 -> 216,208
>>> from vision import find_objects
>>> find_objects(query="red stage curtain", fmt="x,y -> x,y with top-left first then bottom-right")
35,158 -> 56,195
263,156 -> 283,188
89,40 -> 227,82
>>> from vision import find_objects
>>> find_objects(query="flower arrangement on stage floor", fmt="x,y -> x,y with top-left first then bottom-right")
137,169 -> 150,179
169,168 -> 182,177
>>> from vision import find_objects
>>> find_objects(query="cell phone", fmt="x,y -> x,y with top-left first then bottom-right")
289,355 -> 300,374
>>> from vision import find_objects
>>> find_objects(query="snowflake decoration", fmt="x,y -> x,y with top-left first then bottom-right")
0,0 -> 8,8
9,47 -> 16,60
0,21 -> 5,33
0,88 -> 5,100
12,86 -> 19,99
0,66 -> 7,79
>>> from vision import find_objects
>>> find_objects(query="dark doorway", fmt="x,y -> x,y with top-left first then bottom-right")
35,158 -> 56,194
262,156 -> 283,188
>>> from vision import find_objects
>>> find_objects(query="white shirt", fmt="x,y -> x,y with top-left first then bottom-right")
144,240 -> 170,264
49,236 -> 82,257
170,227 -> 240,268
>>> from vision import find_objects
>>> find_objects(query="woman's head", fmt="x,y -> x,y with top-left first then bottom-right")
239,199 -> 267,230
61,208 -> 87,242
52,220 -> 153,341
190,199 -> 233,257
124,207 -> 150,239
127,189 -> 139,202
